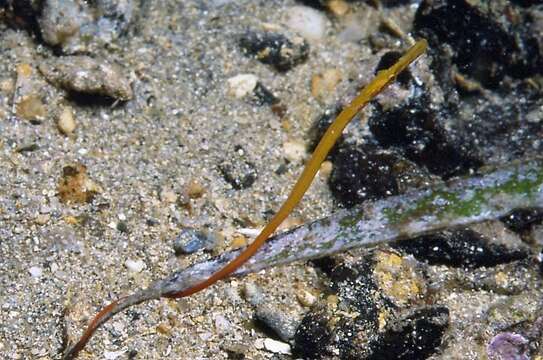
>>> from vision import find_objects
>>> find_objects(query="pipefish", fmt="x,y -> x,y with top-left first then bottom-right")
62,39 -> 428,359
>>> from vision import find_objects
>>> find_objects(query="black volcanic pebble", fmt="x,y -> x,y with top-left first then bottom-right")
219,146 -> 258,190
368,94 -> 482,178
239,30 -> 309,71
414,0 -> 543,87
393,228 -> 530,268
251,82 -> 279,106
293,310 -> 332,359
328,144 -> 432,207
501,208 -> 543,233
367,306 -> 449,360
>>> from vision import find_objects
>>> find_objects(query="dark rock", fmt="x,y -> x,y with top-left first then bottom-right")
116,221 -> 129,233
239,30 -> 309,71
293,310 -> 332,359
1,0 -> 42,30
368,94 -> 482,178
328,145 -> 432,207
218,146 -> 258,190
367,306 -> 449,360
414,0 -> 543,88
393,228 -> 530,268
252,82 -> 279,106
173,228 -> 218,255
501,208 -> 543,233
254,305 -> 298,342
329,258 -> 378,321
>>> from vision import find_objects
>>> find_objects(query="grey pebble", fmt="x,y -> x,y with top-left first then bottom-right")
173,228 -> 218,255
38,56 -> 133,101
255,304 -> 298,342
38,0 -> 135,53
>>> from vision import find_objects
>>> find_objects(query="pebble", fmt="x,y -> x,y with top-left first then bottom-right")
57,106 -> 76,135
35,214 -> 50,225
285,6 -> 327,42
311,68 -> 342,102
263,338 -> 292,355
173,228 -> 218,255
186,180 -> 205,199
39,56 -> 133,101
124,258 -> 145,273
28,266 -> 43,278
327,0 -> 349,16
296,289 -> 317,307
218,146 -> 258,190
160,188 -> 177,203
242,282 -> 264,306
16,94 -> 47,122
38,0 -> 135,53
255,304 -> 298,342
283,139 -> 306,163
57,164 -> 101,204
227,74 -> 258,99
239,29 -> 309,71
487,332 -> 529,360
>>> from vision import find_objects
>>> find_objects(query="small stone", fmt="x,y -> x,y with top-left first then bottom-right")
319,160 -> 333,178
311,68 -> 342,101
186,180 -> 205,199
283,139 -> 306,163
39,56 -> 133,101
239,29 -> 309,71
28,266 -> 43,278
227,74 -> 258,99
242,282 -> 264,306
124,258 -> 145,273
219,146 -> 257,190
156,323 -> 172,335
57,106 -> 76,135
285,6 -> 327,42
296,289 -> 317,307
230,234 -> 248,249
35,214 -> 50,225
103,350 -> 125,360
214,314 -> 232,333
39,0 -> 89,47
327,0 -> 349,16
160,188 -> 177,203
58,164 -> 101,204
263,338 -> 291,355
487,332 -> 529,360
16,94 -> 47,122
173,228 -> 218,255
255,305 -> 298,342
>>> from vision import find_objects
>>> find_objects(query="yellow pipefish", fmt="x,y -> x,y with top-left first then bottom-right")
64,39 -> 428,359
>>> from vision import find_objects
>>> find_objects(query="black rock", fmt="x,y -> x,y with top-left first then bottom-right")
414,0 -> 542,88
368,94 -> 482,178
329,258 -> 378,324
252,82 -> 279,106
328,144 -> 431,207
393,228 -> 530,268
367,306 -> 449,360
239,30 -> 309,71
500,208 -> 543,233
293,311 -> 332,359
219,146 -> 258,190
173,228 -> 218,255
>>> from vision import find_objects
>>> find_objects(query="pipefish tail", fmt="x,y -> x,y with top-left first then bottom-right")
62,39 -> 428,359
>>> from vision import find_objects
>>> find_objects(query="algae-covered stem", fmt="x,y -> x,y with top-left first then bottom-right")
62,39 -> 428,359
